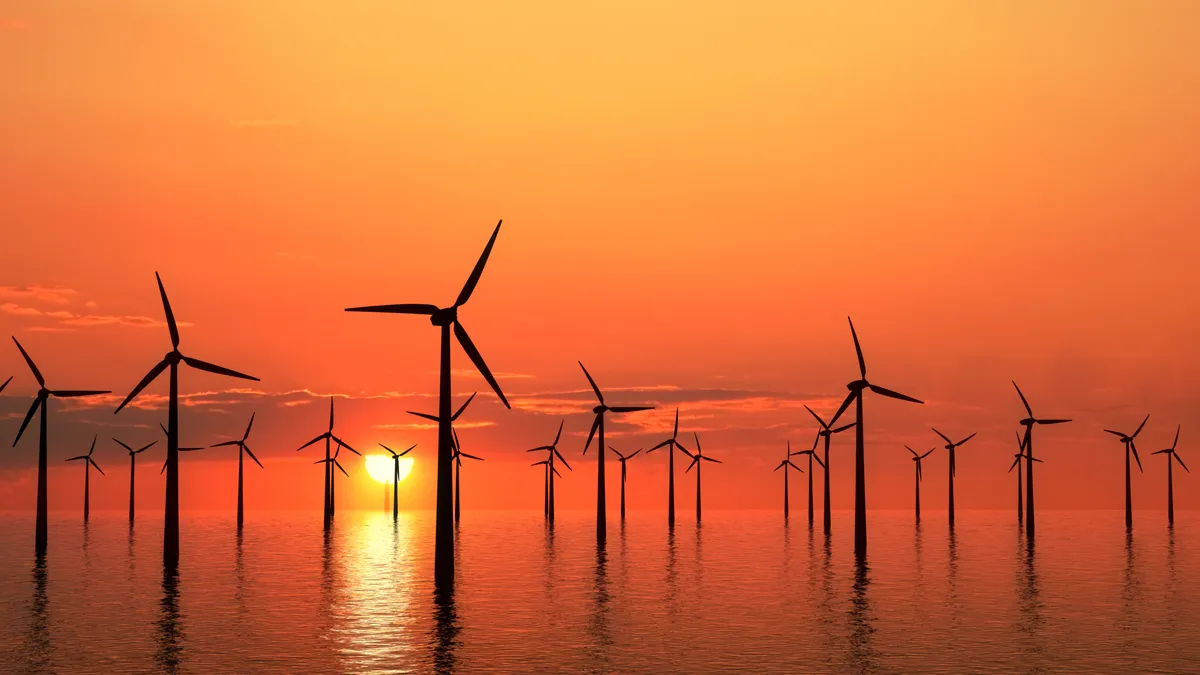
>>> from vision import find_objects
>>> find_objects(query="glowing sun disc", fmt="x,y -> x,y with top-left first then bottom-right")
366,455 -> 413,484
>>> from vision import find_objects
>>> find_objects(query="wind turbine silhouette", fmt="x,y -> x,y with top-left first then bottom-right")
790,436 -> 825,525
345,220 -> 511,588
314,443 -> 352,515
114,273 -> 258,569
379,443 -> 416,521
65,436 -> 104,523
112,437 -> 157,523
12,337 -> 109,556
1104,414 -> 1149,529
1008,430 -> 1041,523
526,420 -> 570,523
579,362 -> 654,541
0,376 -> 10,393
611,446 -> 640,521
296,397 -> 358,527
906,446 -> 934,521
158,422 -> 202,475
1012,381 -> 1070,539
209,414 -> 263,530
805,405 -> 855,536
683,433 -> 721,523
531,457 -> 563,519
1152,425 -> 1188,526
932,428 -> 976,528
774,441 -> 803,519
450,429 -> 483,523
647,408 -> 688,527
830,318 -> 923,558
410,394 -> 477,524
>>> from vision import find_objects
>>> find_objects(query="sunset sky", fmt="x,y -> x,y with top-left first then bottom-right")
2,1 -> 1198,516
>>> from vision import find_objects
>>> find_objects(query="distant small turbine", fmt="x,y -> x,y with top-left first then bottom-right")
805,405 -> 855,536
526,420 -> 571,523
450,429 -> 483,523
1008,430 -> 1040,522
579,362 -> 654,541
380,443 -> 416,521
682,433 -> 721,523
296,397 -> 358,527
790,436 -> 824,525
1152,425 -> 1189,526
1013,381 -> 1070,539
410,394 -> 477,524
611,446 -> 641,521
1103,414 -> 1149,529
932,428 -> 977,528
11,338 -> 110,555
65,436 -> 104,523
773,441 -> 803,519
112,437 -> 157,523
209,414 -> 264,530
158,423 -> 203,476
647,408 -> 689,528
906,446 -> 934,521
314,443 -> 353,514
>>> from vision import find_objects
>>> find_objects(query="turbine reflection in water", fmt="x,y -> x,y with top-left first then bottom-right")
155,569 -> 184,675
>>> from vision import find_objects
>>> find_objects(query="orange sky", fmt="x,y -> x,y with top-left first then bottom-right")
1,1 -> 1198,516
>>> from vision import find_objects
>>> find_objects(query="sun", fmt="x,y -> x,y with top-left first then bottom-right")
365,454 -> 414,484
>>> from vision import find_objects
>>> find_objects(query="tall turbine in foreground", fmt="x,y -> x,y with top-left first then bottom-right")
210,414 -> 264,530
805,405 -> 855,536
1103,415 -> 1149,529
647,409 -> 689,528
830,318 -> 923,558
65,436 -> 104,522
932,428 -> 976,528
113,437 -> 157,523
1012,381 -> 1070,539
579,362 -> 654,542
114,273 -> 258,569
12,338 -> 109,556
345,221 -> 511,589
1153,426 -> 1188,525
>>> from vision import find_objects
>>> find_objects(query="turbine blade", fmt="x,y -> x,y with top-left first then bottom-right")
702,456 -> 721,463
1012,381 -> 1032,416
918,463 -> 923,481
526,445 -> 553,452
647,439 -> 671,452
685,459 -> 697,473
331,436 -> 359,455
1133,414 -> 1149,438
245,447 -> 264,469
296,433 -> 327,452
161,460 -> 168,475
610,446 -> 626,460
1029,456 -> 1043,463
402,444 -> 417,456
1173,425 -> 1180,450
932,428 -> 952,445
553,419 -> 564,446
552,466 -> 562,478
627,449 -> 641,460
1176,453 -> 1190,473
1103,429 -> 1124,437
1008,455 -> 1021,473
583,415 -> 600,454
454,220 -> 502,307
112,438 -> 134,453
160,423 -> 168,436
115,359 -> 169,414
812,454 -> 825,469
1036,419 -> 1071,425
532,460 -> 548,466
11,338 -> 44,386
610,406 -> 653,413
243,412 -> 255,441
13,397 -> 43,447
137,441 -> 157,454
1130,441 -> 1143,472
335,461 -> 349,477
0,375 -> 11,393
554,448 -> 572,471
380,443 -> 397,457
460,451 -> 483,461
804,404 -> 830,430
181,356 -> 258,382
774,463 -> 784,472
52,390 -> 110,398
89,458 -> 104,475
956,432 -> 977,446
831,391 -> 856,426
847,317 -> 866,377
344,303 -> 439,315
832,422 -> 857,434
1152,449 -> 1170,455
407,411 -> 441,423
452,392 -> 477,421
210,440 -> 241,448
65,455 -> 88,462
907,445 -> 918,457
678,445 -> 695,460
673,408 -> 680,438
921,449 -> 934,459
453,321 -> 509,409
789,461 -> 803,472
578,361 -> 604,404
155,272 -> 180,349
868,384 -> 923,404
693,432 -> 702,454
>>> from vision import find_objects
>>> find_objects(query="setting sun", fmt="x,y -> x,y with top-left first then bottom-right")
365,455 -> 413,485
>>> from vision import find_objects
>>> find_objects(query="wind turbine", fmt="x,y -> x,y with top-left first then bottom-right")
345,220 -> 511,588
114,273 -> 258,569
380,443 -> 416,521
906,446 -> 933,521
65,436 -> 104,523
830,318 -> 923,558
682,433 -> 721,523
647,408 -> 688,527
112,437 -> 157,523
11,337 -> 109,556
526,420 -> 571,523
1012,381 -> 1070,539
792,432 -> 820,523
773,441 -> 803,519
1152,425 -> 1188,526
209,414 -> 264,530
450,429 -> 483,523
158,422 -> 203,475
410,394 -> 478,524
1103,414 -> 1149,529
1008,430 -> 1040,522
805,405 -> 855,536
314,443 -> 352,515
611,446 -> 640,521
579,362 -> 654,541
932,428 -> 977,528
296,397 -> 358,527
531,457 -> 563,519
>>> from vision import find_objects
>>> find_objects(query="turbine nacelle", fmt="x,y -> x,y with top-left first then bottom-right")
430,307 -> 458,327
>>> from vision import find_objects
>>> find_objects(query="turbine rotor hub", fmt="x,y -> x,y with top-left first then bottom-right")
166,351 -> 182,365
848,380 -> 868,391
430,307 -> 457,326
1020,418 -> 1035,427
593,405 -> 607,414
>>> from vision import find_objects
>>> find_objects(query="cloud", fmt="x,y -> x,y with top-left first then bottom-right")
2,303 -> 45,317
232,119 -> 299,129
2,302 -> 183,330
451,369 -> 536,380
0,286 -> 75,304
373,421 -> 497,431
